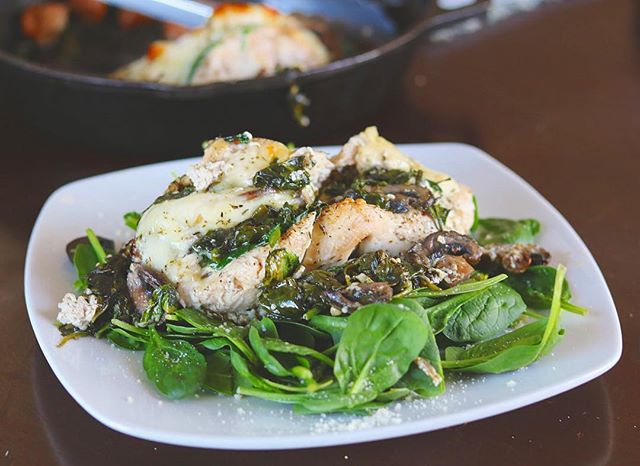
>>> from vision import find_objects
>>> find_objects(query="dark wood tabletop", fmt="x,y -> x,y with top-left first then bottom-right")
2,0 -> 639,464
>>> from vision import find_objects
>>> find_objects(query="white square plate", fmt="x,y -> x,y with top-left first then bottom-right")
24,143 -> 622,449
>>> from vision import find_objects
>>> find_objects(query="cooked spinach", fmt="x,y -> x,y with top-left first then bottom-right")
360,168 -> 423,185
153,185 -> 195,205
138,285 -> 180,327
505,265 -> 587,315
263,249 -> 300,286
124,211 -> 141,231
191,204 -> 303,270
258,270 -> 341,319
223,131 -> 252,145
143,328 -> 206,399
474,218 -> 541,245
253,156 -> 311,191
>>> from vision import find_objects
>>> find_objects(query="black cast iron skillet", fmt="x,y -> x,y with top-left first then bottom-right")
0,0 -> 458,156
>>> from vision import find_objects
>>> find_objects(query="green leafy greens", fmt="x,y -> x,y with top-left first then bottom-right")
474,218 -> 541,245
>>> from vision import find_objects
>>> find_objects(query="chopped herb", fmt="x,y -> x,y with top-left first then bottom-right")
124,211 -> 141,231
186,40 -> 220,84
223,131 -> 252,145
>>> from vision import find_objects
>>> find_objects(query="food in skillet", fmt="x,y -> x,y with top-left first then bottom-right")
56,127 -> 587,412
17,2 -> 335,84
113,3 -> 330,85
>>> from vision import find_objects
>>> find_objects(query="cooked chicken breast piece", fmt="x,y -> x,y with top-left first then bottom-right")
113,3 -> 329,85
304,127 -> 475,268
303,198 -> 437,269
333,126 -> 475,234
176,212 -> 316,323
135,133 -> 332,321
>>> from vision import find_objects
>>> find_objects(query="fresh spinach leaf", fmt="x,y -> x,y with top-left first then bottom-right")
72,243 -> 99,292
474,218 -> 541,245
86,228 -> 107,264
471,195 -> 479,231
143,328 -> 206,399
106,328 -> 146,350
204,351 -> 234,395
262,338 -> 334,367
425,292 -> 482,334
200,337 -> 231,351
230,349 -> 271,390
248,326 -> 292,377
408,274 -> 507,299
334,303 -> 428,395
174,308 -> 257,364
309,315 -> 348,344
442,265 -> 568,373
443,283 -> 526,343
392,299 -> 444,396
505,265 -> 587,315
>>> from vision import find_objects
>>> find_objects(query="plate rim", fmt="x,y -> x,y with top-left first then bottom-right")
24,142 -> 623,450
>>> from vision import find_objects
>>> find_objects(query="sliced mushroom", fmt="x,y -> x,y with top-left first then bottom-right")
404,231 -> 483,267
126,263 -> 163,313
480,243 -> 551,274
323,282 -> 393,312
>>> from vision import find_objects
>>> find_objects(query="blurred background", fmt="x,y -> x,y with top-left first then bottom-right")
1,0 -> 591,156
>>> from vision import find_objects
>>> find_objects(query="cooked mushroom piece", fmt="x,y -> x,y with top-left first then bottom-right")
126,263 -> 163,313
323,282 -> 393,312
404,231 -> 483,267
479,243 -> 551,273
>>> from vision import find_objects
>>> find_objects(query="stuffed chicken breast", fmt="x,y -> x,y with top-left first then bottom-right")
113,3 -> 330,86
303,127 -> 475,269
135,132 -> 333,322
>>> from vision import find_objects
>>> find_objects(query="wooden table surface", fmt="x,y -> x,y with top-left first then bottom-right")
2,0 -> 639,464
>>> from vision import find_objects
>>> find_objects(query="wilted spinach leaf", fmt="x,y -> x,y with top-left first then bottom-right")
263,249 -> 299,286
138,285 -> 180,327
253,156 -> 311,191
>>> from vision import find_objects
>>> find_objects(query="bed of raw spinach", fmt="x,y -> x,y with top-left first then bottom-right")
61,212 -> 583,413
95,262 -> 578,413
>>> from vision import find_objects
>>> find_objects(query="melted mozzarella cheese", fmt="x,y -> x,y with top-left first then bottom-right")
136,189 -> 298,274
